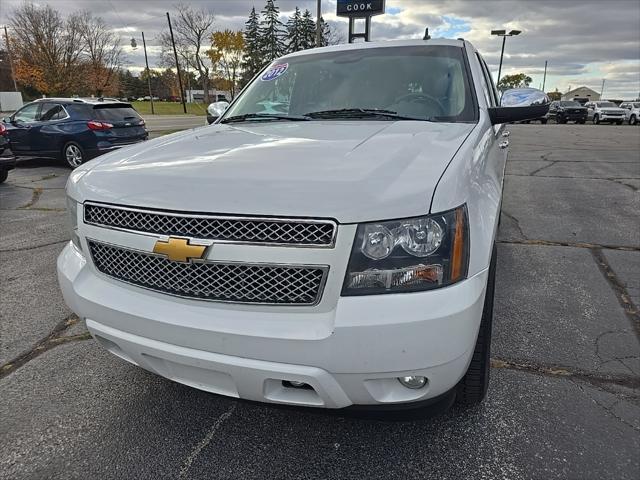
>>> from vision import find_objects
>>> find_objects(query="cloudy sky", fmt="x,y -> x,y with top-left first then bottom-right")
1,0 -> 639,98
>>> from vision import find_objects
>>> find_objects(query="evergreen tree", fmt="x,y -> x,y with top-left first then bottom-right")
260,0 -> 287,61
300,9 -> 316,50
286,7 -> 304,53
318,16 -> 332,47
240,7 -> 263,86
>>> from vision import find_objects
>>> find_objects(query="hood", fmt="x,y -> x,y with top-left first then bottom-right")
74,121 -> 474,223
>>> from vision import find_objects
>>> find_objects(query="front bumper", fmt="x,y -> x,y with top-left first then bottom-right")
558,112 -> 587,121
599,114 -> 625,122
58,243 -> 487,408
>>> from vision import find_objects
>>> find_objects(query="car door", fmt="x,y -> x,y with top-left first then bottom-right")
476,53 -> 507,164
5,103 -> 41,154
37,103 -> 70,156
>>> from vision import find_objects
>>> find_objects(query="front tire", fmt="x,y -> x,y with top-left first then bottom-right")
62,142 -> 85,169
0,170 -> 8,184
630,115 -> 637,125
456,243 -> 497,405
593,114 -> 600,125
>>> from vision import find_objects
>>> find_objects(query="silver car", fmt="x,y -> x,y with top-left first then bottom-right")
585,101 -> 626,125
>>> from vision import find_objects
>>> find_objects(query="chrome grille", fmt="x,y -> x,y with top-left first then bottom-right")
88,241 -> 327,305
84,203 -> 336,247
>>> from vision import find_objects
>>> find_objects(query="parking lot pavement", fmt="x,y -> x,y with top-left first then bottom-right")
0,124 -> 638,479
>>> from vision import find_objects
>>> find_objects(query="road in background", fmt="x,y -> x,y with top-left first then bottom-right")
0,125 -> 638,479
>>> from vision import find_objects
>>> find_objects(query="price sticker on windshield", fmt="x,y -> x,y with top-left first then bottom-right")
261,63 -> 288,81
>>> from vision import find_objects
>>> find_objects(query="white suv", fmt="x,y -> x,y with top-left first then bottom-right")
619,102 -> 640,125
58,40 -> 548,411
586,101 -> 626,125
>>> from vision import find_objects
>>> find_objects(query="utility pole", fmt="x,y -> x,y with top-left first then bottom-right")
542,60 -> 548,92
600,79 -> 606,99
315,0 -> 322,47
167,12 -> 187,114
141,32 -> 154,115
3,26 -> 18,92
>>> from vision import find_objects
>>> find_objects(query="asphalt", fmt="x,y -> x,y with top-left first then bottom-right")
0,123 -> 638,480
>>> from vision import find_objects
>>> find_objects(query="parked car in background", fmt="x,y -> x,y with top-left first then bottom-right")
59,39 -> 549,411
548,100 -> 588,123
1,98 -> 148,168
0,123 -> 16,183
585,101 -> 626,124
619,102 -> 640,125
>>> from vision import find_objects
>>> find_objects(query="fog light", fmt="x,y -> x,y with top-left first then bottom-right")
398,376 -> 428,389
283,380 -> 312,389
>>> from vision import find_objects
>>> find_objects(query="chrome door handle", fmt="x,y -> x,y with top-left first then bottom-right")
502,130 -> 510,137
499,140 -> 509,149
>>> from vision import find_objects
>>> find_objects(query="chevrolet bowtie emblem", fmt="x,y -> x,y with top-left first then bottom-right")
153,237 -> 207,262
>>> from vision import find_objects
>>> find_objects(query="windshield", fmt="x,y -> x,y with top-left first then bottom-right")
634,103 -> 640,108
597,102 -> 616,107
224,46 -> 476,123
560,101 -> 580,107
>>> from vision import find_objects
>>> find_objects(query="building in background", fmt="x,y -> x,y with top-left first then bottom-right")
185,90 -> 231,103
562,86 -> 600,103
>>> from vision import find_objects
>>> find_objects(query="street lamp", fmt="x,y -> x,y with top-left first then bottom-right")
491,29 -> 521,87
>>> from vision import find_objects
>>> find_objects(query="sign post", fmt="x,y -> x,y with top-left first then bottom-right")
336,0 -> 386,43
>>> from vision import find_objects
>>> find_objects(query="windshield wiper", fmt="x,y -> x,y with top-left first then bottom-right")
220,113 -> 310,124
303,108 -> 430,121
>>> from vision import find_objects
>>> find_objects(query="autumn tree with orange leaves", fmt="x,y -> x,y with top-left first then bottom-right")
208,30 -> 244,99
9,3 -> 123,97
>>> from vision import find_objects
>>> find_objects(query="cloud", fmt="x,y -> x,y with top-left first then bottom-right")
0,0 -> 638,97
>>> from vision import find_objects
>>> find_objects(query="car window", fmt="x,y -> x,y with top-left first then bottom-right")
40,103 -> 67,121
596,102 -> 616,107
13,103 -> 40,123
226,46 -> 477,122
92,105 -> 142,122
476,54 -> 499,107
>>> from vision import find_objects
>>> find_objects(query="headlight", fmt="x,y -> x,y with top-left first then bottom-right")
66,196 -> 83,252
342,205 -> 469,295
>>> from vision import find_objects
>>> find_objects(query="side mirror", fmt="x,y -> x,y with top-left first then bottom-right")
488,88 -> 550,125
207,101 -> 229,124
2,117 -> 11,123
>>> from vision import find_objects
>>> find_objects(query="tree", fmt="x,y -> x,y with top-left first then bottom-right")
159,4 -> 214,102
208,30 -> 244,99
300,9 -> 316,50
260,0 -> 287,62
497,73 -> 532,91
547,89 -> 562,101
76,11 -> 124,96
240,7 -> 263,87
286,7 -> 304,53
10,3 -> 84,95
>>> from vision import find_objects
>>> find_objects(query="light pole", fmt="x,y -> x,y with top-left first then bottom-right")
491,29 -> 521,87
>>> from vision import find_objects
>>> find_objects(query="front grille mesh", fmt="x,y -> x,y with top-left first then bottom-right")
84,203 -> 335,247
88,241 -> 326,305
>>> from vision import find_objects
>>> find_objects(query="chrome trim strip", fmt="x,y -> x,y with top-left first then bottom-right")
86,238 -> 330,307
83,201 -> 338,248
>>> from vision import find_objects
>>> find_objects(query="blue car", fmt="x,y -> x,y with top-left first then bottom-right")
1,98 -> 148,168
